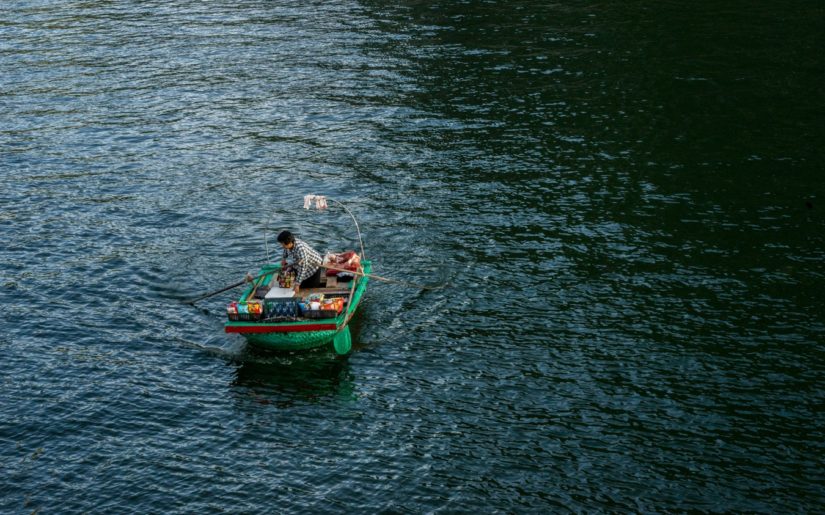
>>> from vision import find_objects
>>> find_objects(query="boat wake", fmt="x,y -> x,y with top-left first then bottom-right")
174,336 -> 246,360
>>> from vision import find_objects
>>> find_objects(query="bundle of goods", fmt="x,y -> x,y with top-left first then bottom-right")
277,266 -> 297,288
299,294 -> 345,319
323,251 -> 360,277
227,301 -> 264,321
300,293 -> 325,312
323,297 -> 345,313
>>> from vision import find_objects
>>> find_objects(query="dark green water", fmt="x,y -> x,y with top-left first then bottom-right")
2,1 -> 823,512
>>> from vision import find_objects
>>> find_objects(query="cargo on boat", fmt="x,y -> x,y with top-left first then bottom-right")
224,195 -> 370,355
225,259 -> 369,354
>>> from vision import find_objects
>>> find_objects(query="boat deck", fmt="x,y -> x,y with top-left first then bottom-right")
247,276 -> 358,303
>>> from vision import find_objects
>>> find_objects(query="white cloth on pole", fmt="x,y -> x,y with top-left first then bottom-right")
303,194 -> 328,210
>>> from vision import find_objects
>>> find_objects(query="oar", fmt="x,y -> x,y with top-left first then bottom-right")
184,280 -> 247,304
332,276 -> 360,354
184,271 -> 269,304
322,264 -> 442,290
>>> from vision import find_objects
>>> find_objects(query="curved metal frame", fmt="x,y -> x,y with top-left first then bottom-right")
264,196 -> 366,262
326,197 -> 366,260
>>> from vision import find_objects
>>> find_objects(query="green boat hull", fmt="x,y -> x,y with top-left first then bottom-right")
243,327 -> 339,350
225,261 -> 370,354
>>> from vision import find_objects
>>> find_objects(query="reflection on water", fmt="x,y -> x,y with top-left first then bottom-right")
218,282 -> 370,406
232,351 -> 356,406
229,311 -> 367,405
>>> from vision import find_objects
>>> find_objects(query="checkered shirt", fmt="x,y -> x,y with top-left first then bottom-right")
283,238 -> 322,284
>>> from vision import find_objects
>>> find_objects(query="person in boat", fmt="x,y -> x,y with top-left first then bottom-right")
276,230 -> 323,293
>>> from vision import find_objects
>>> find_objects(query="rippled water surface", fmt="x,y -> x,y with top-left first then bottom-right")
2,1 -> 824,512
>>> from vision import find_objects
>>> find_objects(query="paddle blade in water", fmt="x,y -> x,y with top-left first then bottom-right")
333,327 -> 352,355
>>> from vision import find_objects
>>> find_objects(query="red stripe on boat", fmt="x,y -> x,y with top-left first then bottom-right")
225,323 -> 337,334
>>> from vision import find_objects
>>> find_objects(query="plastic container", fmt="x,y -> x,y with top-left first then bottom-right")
265,287 -> 295,299
264,298 -> 300,318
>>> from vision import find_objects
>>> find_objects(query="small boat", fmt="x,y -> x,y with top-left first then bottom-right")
224,259 -> 370,355
224,194 -> 369,355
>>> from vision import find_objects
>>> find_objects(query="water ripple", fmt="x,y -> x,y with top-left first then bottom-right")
2,0 -> 824,513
